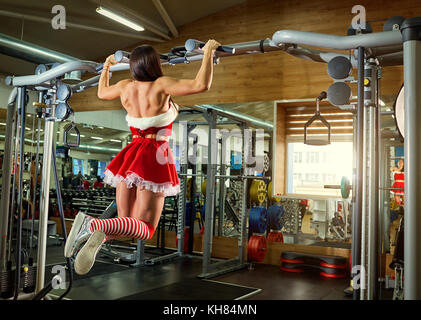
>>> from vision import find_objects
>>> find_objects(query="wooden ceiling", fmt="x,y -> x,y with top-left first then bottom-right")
69,0 -> 415,115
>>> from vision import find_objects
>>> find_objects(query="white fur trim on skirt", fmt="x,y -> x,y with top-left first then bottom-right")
103,169 -> 180,197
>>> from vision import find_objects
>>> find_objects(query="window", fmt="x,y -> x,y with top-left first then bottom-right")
72,159 -> 84,175
306,152 -> 319,164
294,152 -> 302,163
97,161 -> 107,177
287,142 -> 353,196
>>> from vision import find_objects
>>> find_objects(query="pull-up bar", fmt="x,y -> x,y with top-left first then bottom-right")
7,28 -> 405,89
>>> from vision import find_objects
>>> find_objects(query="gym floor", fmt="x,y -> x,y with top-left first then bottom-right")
42,243 -> 369,300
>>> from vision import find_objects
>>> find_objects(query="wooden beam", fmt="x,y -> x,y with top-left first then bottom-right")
151,0 -> 179,38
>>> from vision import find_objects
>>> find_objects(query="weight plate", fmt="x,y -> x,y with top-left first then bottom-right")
249,206 -> 268,234
340,176 -> 351,199
248,235 -> 267,262
186,178 -> 192,200
394,85 -> 404,139
267,232 -> 284,243
250,180 -> 267,204
263,154 -> 270,172
267,205 -> 284,230
201,179 -> 207,196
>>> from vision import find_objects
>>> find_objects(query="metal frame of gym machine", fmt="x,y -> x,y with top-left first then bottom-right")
175,106 -> 272,279
2,16 -> 421,300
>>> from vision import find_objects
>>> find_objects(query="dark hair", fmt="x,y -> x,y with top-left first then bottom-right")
130,45 -> 163,81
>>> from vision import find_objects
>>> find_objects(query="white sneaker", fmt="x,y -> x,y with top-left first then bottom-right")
74,230 -> 106,275
64,212 -> 94,258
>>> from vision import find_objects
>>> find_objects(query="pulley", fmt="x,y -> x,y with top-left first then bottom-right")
56,102 -> 74,121
56,83 -> 72,101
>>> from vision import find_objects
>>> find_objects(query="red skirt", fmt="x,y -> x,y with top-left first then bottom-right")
392,172 -> 404,195
103,137 -> 180,197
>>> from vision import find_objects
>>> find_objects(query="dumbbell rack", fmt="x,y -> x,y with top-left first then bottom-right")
61,189 -> 116,218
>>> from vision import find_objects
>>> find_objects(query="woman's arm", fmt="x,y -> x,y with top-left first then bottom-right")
97,55 -> 123,100
157,39 -> 221,96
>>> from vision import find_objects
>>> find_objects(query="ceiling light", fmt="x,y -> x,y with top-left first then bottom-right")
98,126 -> 104,129
110,139 -> 122,143
91,136 -> 103,140
71,133 -> 85,138
96,6 -> 144,31
0,123 -> 6,125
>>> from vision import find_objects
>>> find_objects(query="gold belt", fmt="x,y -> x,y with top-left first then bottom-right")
132,134 -> 169,141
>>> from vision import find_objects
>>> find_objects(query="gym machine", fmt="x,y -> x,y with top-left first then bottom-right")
1,15 -> 420,300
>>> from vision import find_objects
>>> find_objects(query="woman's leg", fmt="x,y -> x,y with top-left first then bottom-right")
88,186 -> 163,240
116,181 -> 136,217
102,181 -> 137,241
130,187 -> 165,230
74,187 -> 164,275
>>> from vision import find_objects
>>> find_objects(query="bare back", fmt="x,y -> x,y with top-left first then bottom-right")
119,79 -> 171,118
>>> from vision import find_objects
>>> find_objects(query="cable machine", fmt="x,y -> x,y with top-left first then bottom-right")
1,15 -> 420,299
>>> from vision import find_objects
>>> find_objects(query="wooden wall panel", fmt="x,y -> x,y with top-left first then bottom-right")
274,103 -> 286,196
69,0 -> 420,112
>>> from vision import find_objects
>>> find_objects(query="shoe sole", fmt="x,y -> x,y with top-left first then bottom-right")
64,212 -> 87,258
74,231 -> 105,275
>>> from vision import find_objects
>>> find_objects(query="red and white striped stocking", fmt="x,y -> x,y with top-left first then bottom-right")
89,217 -> 155,240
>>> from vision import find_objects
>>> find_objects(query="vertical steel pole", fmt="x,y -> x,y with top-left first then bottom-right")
177,123 -> 188,255
352,46 -> 365,300
35,90 -> 56,293
202,110 -> 217,275
13,86 -> 27,299
219,133 -> 227,236
360,101 -> 368,301
401,18 -> 421,300
29,92 -> 43,256
382,143 -> 391,254
374,66 -> 380,300
0,91 -> 17,272
239,123 -> 249,264
188,132 -> 197,254
365,60 -> 379,300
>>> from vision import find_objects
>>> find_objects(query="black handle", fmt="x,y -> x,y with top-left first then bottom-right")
317,91 -> 327,101
184,39 -> 235,54
64,122 -> 80,148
